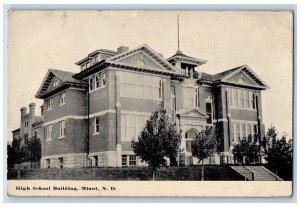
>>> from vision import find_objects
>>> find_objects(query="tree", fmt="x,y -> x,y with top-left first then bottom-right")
7,136 -> 41,169
232,135 -> 260,164
131,102 -> 181,180
261,126 -> 292,173
27,136 -> 42,165
191,126 -> 217,181
7,141 -> 14,168
7,137 -> 25,168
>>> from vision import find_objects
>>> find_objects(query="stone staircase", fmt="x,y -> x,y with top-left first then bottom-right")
230,165 -> 283,181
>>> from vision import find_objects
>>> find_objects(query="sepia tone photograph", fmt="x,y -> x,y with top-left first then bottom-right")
6,10 -> 293,197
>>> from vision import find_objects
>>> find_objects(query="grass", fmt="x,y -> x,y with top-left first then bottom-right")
8,165 -> 244,181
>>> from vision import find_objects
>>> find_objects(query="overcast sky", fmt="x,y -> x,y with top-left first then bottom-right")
8,11 -> 293,141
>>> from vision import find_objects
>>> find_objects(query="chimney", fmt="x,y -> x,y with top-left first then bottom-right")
117,46 -> 129,53
29,103 -> 36,121
20,107 -> 27,120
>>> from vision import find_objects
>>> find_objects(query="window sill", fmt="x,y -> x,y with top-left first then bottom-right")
93,132 -> 99,136
89,86 -> 106,94
58,136 -> 65,139
120,97 -> 162,102
47,109 -> 52,111
230,107 -> 256,111
46,139 -> 52,142
59,103 -> 66,107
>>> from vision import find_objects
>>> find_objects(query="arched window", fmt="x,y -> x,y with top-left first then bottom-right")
185,129 -> 199,153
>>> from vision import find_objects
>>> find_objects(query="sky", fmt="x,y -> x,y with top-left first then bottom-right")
8,11 -> 293,141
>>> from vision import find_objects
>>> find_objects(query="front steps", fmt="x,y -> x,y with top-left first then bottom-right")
231,165 -> 283,181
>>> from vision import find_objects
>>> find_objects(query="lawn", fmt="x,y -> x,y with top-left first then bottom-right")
8,165 -> 244,181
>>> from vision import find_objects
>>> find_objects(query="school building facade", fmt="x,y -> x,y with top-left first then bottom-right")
14,44 -> 269,168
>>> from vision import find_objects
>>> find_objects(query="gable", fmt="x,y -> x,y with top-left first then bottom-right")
226,70 -> 258,86
48,77 -> 63,91
178,108 -> 208,119
220,65 -> 269,89
35,69 -> 81,99
115,50 -> 164,70
106,44 -> 182,75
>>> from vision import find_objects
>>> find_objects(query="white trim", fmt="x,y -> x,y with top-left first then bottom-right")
213,119 -> 227,123
89,109 -> 116,119
68,87 -> 85,91
121,110 -> 151,116
230,106 -> 257,112
231,119 -> 259,124
43,116 -> 84,126
202,84 -> 212,88
43,110 -> 117,126
41,153 -> 87,160
121,151 -> 135,155
205,96 -> 213,103
113,67 -> 171,79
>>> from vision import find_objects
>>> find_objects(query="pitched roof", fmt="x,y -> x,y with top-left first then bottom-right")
49,69 -> 82,84
75,49 -> 118,65
213,66 -> 243,81
74,44 -> 185,79
167,50 -> 208,65
36,69 -> 87,99
198,65 -> 269,89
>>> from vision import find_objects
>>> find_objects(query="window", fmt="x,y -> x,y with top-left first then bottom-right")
101,72 -> 106,87
206,102 -> 213,124
47,98 -> 53,110
86,61 -> 90,68
95,74 -> 100,89
250,92 -> 257,109
60,92 -> 66,105
121,114 -> 149,141
185,129 -> 198,153
159,80 -> 163,99
58,157 -> 64,169
89,77 -> 94,92
122,155 -> 127,166
195,89 -> 200,107
233,88 -> 238,107
183,87 -> 199,109
229,88 -> 257,110
46,125 -> 52,140
46,159 -> 50,168
171,96 -> 175,120
119,71 -> 162,101
59,120 -> 65,138
24,133 -> 28,143
25,121 -> 28,127
129,155 -> 137,166
238,89 -> 244,107
233,122 -> 258,142
94,156 -> 98,167
94,117 -> 100,134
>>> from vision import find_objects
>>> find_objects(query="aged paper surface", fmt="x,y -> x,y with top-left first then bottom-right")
7,10 -> 293,197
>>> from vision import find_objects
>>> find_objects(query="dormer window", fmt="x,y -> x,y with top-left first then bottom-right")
86,61 -> 90,68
